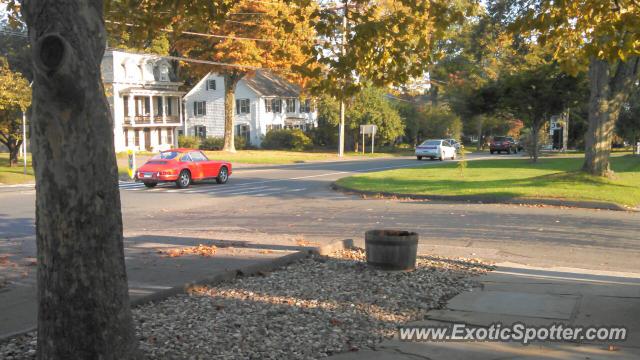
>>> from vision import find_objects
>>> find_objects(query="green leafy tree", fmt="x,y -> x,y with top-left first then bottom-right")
497,62 -> 584,161
491,0 -> 640,175
298,0 -> 476,155
316,85 -> 404,150
422,105 -> 463,140
0,57 -> 31,166
617,86 -> 640,145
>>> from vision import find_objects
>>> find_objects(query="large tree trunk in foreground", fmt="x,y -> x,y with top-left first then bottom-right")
583,57 -> 639,176
223,72 -> 243,152
22,1 -> 138,359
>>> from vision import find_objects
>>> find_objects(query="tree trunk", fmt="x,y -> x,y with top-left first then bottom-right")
530,125 -> 539,163
430,85 -> 439,107
583,57 -> 640,176
22,1 -> 138,359
475,117 -> 483,151
8,141 -> 20,166
223,73 -> 242,153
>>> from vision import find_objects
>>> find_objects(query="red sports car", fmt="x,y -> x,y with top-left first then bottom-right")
135,148 -> 232,188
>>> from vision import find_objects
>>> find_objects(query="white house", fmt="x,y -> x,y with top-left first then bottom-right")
101,50 -> 185,152
183,70 -> 317,147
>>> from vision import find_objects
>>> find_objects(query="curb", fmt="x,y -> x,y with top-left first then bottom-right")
131,238 -> 354,307
0,238 -> 354,342
331,183 -> 639,212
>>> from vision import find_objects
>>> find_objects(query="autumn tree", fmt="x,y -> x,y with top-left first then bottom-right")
298,0 -> 476,156
107,0 -> 316,152
0,57 -> 31,167
491,0 -> 640,176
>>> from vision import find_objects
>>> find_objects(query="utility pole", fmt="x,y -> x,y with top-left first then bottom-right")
338,0 -> 348,157
22,111 -> 27,175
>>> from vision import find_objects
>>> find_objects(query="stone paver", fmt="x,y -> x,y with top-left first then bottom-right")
328,262 -> 640,359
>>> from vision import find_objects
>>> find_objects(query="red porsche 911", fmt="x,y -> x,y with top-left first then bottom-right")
135,148 -> 232,188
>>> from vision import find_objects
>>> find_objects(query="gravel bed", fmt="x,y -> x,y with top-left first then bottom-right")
1,248 -> 491,359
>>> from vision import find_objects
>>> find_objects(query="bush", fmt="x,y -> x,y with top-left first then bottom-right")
261,129 -> 312,151
178,135 -> 200,149
197,136 -> 249,151
199,137 -> 225,150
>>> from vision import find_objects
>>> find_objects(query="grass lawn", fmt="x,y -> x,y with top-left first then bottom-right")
0,153 -> 35,185
202,149 -> 412,164
336,155 -> 640,207
1,153 -> 132,184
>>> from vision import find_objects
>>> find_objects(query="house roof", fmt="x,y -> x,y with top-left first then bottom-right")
243,70 -> 300,98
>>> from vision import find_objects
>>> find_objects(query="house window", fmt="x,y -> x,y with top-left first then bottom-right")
195,125 -> 207,139
142,97 -> 151,115
193,101 -> 206,116
236,99 -> 250,114
300,99 -> 313,113
159,65 -> 170,81
134,130 -> 140,147
124,130 -> 129,147
236,124 -> 250,143
206,79 -> 216,90
156,97 -> 163,116
285,98 -> 296,113
167,129 -> 173,145
265,98 -> 282,113
123,96 -> 129,117
167,98 -> 173,116
158,128 -> 163,144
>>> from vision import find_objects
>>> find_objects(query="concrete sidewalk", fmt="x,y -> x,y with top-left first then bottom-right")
0,230 -> 328,338
330,263 -> 640,359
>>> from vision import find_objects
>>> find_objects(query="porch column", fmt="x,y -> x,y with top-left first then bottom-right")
149,95 -> 154,124
162,96 -> 167,124
179,99 -> 185,135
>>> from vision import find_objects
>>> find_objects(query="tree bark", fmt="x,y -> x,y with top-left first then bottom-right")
530,124 -> 539,163
22,1 -> 138,359
583,56 -> 640,176
223,72 -> 243,153
8,141 -> 21,166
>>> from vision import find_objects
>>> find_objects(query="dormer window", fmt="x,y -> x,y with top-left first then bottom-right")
159,64 -> 170,82
206,79 -> 216,90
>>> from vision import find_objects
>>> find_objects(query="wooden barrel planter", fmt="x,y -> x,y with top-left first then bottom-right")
365,230 -> 418,271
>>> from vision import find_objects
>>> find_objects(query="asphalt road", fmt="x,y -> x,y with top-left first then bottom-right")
2,153 -> 640,273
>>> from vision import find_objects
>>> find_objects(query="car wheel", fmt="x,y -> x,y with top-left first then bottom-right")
439,155 -> 443,161
452,152 -> 457,160
416,156 -> 422,160
176,170 -> 191,188
143,182 -> 157,188
430,157 -> 435,160
490,150 -> 494,154
506,148 -> 511,154
216,166 -> 229,184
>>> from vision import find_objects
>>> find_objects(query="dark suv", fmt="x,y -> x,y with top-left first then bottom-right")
490,136 -> 518,154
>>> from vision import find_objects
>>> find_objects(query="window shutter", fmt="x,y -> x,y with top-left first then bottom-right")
193,102 -> 196,115
205,80 -> 208,91
202,101 -> 206,116
236,100 -> 240,114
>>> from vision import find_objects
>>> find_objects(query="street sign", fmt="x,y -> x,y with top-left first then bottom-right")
360,124 -> 378,135
127,149 -> 136,179
360,124 -> 378,154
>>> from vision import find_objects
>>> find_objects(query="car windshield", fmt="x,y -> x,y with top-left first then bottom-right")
493,137 -> 506,141
153,151 -> 181,160
420,140 -> 441,146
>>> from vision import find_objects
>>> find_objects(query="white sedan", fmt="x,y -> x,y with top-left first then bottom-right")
415,139 -> 457,161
